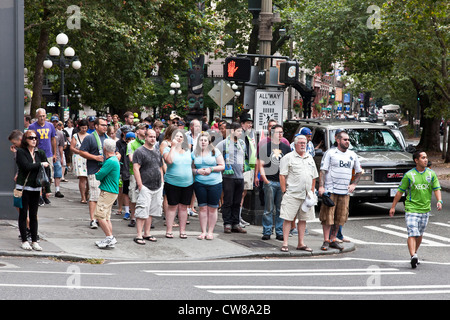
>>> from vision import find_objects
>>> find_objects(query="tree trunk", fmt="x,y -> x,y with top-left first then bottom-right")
29,12 -> 49,118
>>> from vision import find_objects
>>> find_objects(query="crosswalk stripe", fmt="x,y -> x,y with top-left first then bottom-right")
364,226 -> 446,246
383,224 -> 450,243
195,285 -> 450,296
431,222 -> 450,228
144,268 -> 413,277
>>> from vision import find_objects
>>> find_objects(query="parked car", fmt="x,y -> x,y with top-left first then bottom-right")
284,119 -> 415,206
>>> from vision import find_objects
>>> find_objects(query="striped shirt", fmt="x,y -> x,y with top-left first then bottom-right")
320,148 -> 361,195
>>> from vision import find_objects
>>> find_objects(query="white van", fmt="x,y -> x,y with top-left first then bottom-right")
382,104 -> 401,126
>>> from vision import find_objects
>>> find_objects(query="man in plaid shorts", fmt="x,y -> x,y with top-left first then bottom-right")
390,150 -> 442,269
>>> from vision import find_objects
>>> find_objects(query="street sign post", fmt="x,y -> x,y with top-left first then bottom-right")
208,80 -> 236,119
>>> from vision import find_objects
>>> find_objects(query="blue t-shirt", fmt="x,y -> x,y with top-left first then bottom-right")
163,147 -> 193,187
192,148 -> 222,185
29,121 -> 56,158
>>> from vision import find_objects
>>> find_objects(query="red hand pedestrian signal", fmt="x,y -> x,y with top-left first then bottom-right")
227,60 -> 239,78
224,57 -> 252,82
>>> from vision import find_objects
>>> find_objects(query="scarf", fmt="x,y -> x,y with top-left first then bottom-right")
223,137 -> 247,175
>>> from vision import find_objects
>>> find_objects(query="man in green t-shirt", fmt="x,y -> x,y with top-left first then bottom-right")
389,151 -> 443,268
94,139 -> 120,249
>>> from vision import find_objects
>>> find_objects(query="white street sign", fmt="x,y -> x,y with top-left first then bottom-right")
254,90 -> 284,132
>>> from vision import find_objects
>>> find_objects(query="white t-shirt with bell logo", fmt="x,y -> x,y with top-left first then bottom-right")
320,148 -> 362,195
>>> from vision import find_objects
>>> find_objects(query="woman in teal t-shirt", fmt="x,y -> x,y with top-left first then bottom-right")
192,132 -> 225,240
163,129 -> 193,239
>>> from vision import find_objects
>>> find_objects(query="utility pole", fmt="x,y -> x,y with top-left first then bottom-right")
258,0 -> 280,84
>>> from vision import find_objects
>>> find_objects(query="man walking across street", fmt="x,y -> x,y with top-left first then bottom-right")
318,130 -> 362,251
94,139 -> 120,249
257,124 -> 291,241
132,129 -> 164,245
389,150 -> 442,268
279,135 -> 318,252
79,116 -> 110,229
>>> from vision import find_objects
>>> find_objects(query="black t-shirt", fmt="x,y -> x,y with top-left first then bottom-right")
257,141 -> 291,182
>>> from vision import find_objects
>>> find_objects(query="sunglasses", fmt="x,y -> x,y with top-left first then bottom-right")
27,136 -> 38,140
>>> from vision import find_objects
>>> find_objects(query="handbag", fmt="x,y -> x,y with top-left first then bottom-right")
13,172 -> 30,209
36,163 -> 49,187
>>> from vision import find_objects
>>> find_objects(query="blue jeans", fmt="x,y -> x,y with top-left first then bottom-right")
262,181 -> 284,236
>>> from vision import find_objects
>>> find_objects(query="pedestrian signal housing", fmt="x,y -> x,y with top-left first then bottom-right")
224,57 -> 252,82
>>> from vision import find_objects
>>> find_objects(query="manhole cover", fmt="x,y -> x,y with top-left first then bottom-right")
231,239 -> 277,248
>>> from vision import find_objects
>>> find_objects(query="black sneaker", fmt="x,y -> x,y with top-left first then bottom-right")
43,196 -> 51,204
261,234 -> 270,240
39,197 -> 45,206
55,191 -> 64,198
128,219 -> 136,227
411,255 -> 418,269
329,240 -> 344,251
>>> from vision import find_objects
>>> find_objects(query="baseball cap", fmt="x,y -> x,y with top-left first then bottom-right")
301,191 -> 318,212
300,127 -> 312,136
125,132 -> 136,139
50,116 -> 59,122
88,116 -> 96,122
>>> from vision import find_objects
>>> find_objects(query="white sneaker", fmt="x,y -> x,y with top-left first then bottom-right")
21,242 -> 32,251
90,220 -> 98,229
96,237 -> 116,249
240,218 -> 250,227
31,242 -> 42,251
187,208 -> 198,217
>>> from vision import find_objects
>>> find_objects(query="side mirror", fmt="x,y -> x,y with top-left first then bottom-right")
405,144 -> 416,153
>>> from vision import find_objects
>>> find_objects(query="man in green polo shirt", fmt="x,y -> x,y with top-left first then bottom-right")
389,150 -> 442,269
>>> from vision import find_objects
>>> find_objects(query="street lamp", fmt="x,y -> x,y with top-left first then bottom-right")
169,75 -> 182,108
43,32 -> 81,121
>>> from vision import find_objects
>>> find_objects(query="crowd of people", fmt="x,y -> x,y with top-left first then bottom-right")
11,109 -> 443,268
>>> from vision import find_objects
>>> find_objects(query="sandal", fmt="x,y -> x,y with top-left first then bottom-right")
133,238 -> 145,245
197,234 -> 206,240
206,234 -> 214,240
281,245 -> 289,252
321,241 -> 330,251
296,245 -> 313,252
165,233 -> 174,239
143,235 -> 157,242
180,233 -> 187,239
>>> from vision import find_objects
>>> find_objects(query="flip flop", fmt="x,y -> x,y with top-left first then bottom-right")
296,245 -> 313,252
165,233 -> 174,239
143,235 -> 157,242
133,238 -> 145,245
180,233 -> 187,239
281,246 -> 289,252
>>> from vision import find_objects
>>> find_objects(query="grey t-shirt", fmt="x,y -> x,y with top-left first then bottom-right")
132,145 -> 163,190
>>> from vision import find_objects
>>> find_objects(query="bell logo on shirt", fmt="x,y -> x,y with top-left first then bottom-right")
339,160 -> 351,168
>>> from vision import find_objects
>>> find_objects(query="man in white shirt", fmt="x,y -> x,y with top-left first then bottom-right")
318,131 -> 362,251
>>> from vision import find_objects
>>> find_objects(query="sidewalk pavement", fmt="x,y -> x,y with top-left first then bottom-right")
0,172 -> 354,262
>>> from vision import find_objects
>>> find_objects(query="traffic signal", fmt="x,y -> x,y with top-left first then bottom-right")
329,90 -> 336,104
279,61 -> 298,84
224,57 -> 252,82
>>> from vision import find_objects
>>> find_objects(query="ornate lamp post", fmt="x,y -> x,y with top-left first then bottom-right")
169,75 -> 182,108
43,33 -> 81,121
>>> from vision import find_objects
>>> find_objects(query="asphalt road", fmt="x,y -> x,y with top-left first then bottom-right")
0,191 -> 449,303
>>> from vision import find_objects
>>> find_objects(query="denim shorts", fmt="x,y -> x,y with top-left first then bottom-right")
53,161 -> 62,178
193,182 -> 222,208
405,212 -> 430,237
